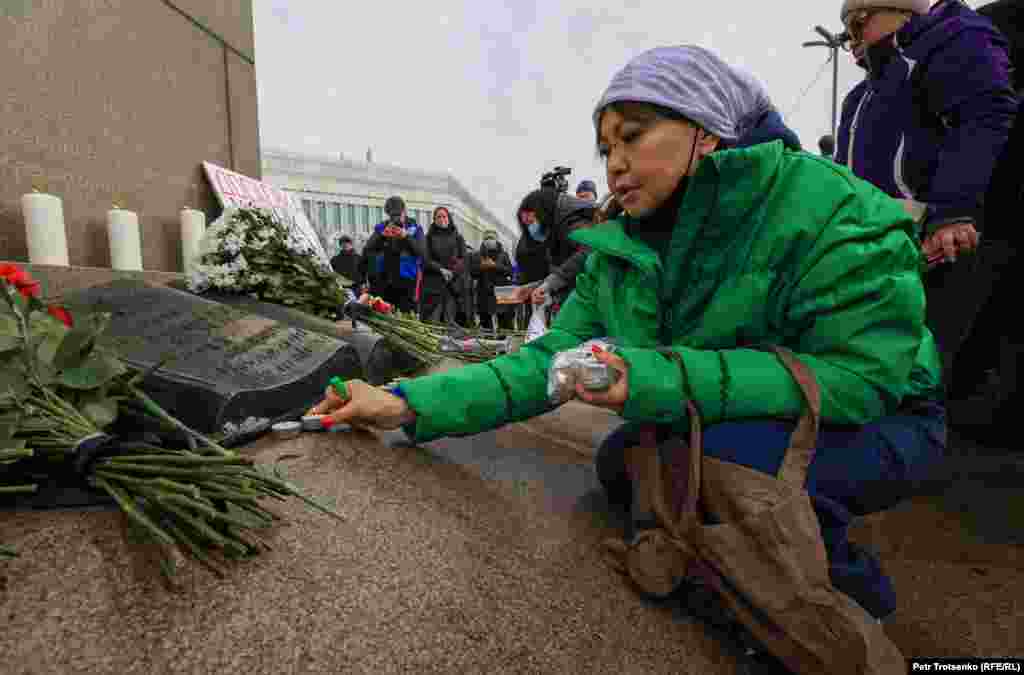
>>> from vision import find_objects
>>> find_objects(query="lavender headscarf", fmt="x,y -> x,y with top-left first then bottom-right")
593,45 -> 776,144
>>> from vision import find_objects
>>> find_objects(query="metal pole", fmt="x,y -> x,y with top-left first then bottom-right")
831,44 -> 839,140
806,25 -> 846,144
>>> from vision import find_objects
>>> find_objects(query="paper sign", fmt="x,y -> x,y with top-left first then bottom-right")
202,161 -> 330,266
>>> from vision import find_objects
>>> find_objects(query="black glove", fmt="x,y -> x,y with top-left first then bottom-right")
344,300 -> 374,321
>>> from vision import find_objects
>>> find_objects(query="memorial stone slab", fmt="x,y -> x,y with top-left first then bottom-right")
61,280 -> 361,434
203,291 -> 423,385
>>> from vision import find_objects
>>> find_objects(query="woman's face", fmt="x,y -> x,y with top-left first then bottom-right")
846,9 -> 911,60
598,104 -> 717,217
434,209 -> 450,226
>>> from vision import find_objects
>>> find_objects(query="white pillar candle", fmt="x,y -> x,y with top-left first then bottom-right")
21,192 -> 70,266
180,208 -> 206,274
107,208 -> 143,271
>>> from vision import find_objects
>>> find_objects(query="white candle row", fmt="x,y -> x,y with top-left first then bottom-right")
19,192 -> 205,272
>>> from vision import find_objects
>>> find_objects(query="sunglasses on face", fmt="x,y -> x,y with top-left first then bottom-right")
844,6 -> 912,44
843,8 -> 880,43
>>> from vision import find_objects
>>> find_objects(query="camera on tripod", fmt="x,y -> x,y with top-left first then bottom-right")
540,166 -> 572,193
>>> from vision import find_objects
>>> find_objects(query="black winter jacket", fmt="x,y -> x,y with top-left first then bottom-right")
330,250 -> 364,287
421,224 -> 467,295
470,243 -> 514,315
514,189 -> 596,299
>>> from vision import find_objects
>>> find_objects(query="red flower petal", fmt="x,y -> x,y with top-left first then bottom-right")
47,305 -> 73,327
16,281 -> 41,298
1,265 -> 40,298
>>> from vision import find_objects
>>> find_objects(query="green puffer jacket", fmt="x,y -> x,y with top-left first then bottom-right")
400,141 -> 943,443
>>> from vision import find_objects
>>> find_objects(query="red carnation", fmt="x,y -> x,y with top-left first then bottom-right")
47,305 -> 73,328
369,296 -> 393,314
0,263 -> 41,299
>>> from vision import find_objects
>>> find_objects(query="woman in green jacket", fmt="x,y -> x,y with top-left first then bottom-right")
313,46 -> 944,626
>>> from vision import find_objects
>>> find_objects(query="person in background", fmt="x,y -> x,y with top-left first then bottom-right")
458,241 -> 477,327
511,187 -> 597,320
362,196 -> 425,314
978,0 -> 1023,94
951,0 -> 1023,439
512,204 -> 551,290
575,179 -> 599,202
818,134 -> 835,158
470,231 -> 515,332
834,0 -> 1017,399
420,206 -> 469,326
330,235 -> 364,289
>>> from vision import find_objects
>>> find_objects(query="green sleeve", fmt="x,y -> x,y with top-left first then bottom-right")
400,255 -> 606,442
618,193 -> 927,426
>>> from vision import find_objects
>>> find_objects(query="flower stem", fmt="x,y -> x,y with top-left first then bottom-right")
0,484 -> 39,495
0,448 -> 34,462
38,386 -> 98,432
125,384 -> 230,457
93,476 -> 177,547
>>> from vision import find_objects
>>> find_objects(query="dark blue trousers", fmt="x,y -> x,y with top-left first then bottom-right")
594,399 -> 946,620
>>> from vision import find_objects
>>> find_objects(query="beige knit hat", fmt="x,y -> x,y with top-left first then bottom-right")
840,0 -> 931,22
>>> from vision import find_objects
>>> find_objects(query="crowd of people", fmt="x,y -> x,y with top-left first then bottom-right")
317,1 -> 1020,669
330,180 -> 606,333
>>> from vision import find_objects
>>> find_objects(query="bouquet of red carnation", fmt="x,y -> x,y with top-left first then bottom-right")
0,263 -> 73,328
1,263 -> 342,572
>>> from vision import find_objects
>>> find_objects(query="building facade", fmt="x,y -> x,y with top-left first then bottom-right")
261,149 -> 517,257
1,0 -> 259,272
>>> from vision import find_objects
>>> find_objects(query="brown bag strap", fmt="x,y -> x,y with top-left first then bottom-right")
660,351 -> 704,534
757,346 -> 822,488
662,346 -> 821,492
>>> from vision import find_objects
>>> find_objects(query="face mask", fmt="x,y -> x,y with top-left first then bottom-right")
388,213 -> 402,225
527,222 -> 547,241
864,35 -> 898,78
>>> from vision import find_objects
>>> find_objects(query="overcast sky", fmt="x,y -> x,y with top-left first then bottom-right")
253,1 -> 976,232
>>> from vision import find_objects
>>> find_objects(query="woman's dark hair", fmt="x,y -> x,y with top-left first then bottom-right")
594,101 -> 700,152
432,206 -> 452,224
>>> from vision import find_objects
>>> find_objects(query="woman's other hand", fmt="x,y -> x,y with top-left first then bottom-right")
575,345 -> 629,415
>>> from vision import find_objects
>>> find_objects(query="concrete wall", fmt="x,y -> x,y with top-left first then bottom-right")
0,0 -> 259,272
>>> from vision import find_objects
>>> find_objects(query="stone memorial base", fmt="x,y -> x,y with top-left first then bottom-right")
3,403 -> 1022,672
2,264 -> 1021,671
0,404 -> 739,674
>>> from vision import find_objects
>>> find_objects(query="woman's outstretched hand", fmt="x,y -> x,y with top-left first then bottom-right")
306,379 -> 416,430
574,345 -> 629,415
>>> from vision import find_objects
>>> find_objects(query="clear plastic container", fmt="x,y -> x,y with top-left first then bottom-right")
439,335 -> 484,353
547,338 -> 620,406
494,285 -> 520,304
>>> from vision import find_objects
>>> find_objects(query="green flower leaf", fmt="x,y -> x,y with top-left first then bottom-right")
80,393 -> 118,428
25,294 -> 46,315
57,353 -> 127,390
52,313 -> 108,371
0,368 -> 29,404
52,328 -> 95,371
0,412 -> 22,443
36,332 -> 64,365
0,315 -> 19,337
0,335 -> 21,353
35,361 -> 58,386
